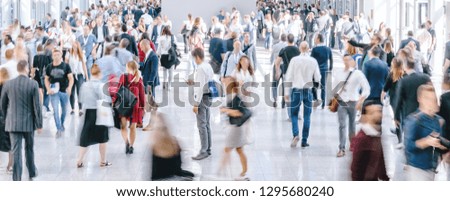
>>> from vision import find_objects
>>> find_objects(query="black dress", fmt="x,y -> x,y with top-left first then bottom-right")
0,85 -> 11,152
151,153 -> 194,180
79,109 -> 109,147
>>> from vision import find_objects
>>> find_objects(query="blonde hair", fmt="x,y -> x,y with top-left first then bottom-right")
126,61 -> 141,82
0,68 -> 10,85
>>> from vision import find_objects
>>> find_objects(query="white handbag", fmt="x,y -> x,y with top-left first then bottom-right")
96,99 -> 114,127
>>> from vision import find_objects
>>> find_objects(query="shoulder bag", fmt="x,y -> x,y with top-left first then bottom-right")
329,70 -> 354,113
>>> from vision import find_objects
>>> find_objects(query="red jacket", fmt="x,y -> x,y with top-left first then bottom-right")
351,129 -> 389,181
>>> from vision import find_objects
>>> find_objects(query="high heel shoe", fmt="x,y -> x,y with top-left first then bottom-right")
77,162 -> 84,168
100,161 -> 112,167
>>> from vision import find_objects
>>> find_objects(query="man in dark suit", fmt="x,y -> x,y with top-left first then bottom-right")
119,24 -> 138,56
92,16 -> 109,58
363,46 -> 389,104
394,58 -> 431,145
134,5 -> 144,24
399,31 -> 421,51
1,60 -> 43,181
151,16 -> 164,49
311,34 -> 333,108
139,39 -> 159,131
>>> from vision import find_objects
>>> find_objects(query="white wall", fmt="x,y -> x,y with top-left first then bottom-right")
161,0 -> 255,38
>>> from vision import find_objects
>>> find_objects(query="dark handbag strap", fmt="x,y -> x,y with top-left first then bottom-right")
337,70 -> 354,95
242,44 -> 253,54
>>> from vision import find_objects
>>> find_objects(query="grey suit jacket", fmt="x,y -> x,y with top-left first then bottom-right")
1,75 -> 43,132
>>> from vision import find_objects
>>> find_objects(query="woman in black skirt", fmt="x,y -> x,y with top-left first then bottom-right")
76,64 -> 111,168
157,26 -> 177,90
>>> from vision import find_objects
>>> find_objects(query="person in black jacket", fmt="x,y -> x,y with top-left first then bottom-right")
399,31 -> 421,52
348,33 -> 386,71
438,69 -> 450,180
92,16 -> 109,58
120,24 -> 138,56
394,58 -> 431,145
0,68 -> 12,174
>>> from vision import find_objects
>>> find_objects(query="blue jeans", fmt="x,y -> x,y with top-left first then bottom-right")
50,92 -> 69,131
265,32 -> 272,49
290,88 -> 313,143
86,55 -> 94,79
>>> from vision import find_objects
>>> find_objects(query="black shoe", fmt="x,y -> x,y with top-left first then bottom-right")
70,111 -> 75,115
79,111 -> 84,116
281,100 -> 286,108
301,143 -> 310,148
129,146 -> 134,154
125,143 -> 130,154
273,102 -> 277,108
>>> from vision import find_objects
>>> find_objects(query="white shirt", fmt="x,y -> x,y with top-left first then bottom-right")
284,54 -> 321,92
61,33 -> 75,49
156,35 -> 176,55
332,67 -> 370,102
0,42 -> 15,65
97,26 -> 105,43
0,60 -> 19,79
68,54 -> 85,77
193,62 -> 214,104
142,14 -> 153,25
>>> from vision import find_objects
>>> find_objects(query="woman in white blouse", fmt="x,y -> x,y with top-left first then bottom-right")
157,26 -> 177,90
66,41 -> 89,116
232,56 -> 256,103
60,21 -> 76,59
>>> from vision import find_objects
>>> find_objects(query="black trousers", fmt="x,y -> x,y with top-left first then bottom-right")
10,132 -> 36,181
70,74 -> 85,111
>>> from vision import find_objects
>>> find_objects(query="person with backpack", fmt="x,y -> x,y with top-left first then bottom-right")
157,26 -> 177,91
221,40 -> 245,78
191,48 -> 214,160
116,61 -> 145,155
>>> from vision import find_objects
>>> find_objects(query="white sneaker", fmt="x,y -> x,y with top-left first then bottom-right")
290,136 -> 300,148
234,175 -> 250,181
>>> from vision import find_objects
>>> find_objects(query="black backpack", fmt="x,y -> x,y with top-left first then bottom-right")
113,74 -> 137,117
167,35 -> 181,68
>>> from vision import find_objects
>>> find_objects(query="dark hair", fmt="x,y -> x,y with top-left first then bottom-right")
17,60 -> 28,73
140,32 -> 150,41
405,58 -> 415,69
287,34 -> 295,44
162,26 -> 172,36
361,100 -> 382,115
36,26 -> 44,31
4,35 -> 12,41
191,48 -> 204,60
371,46 -> 382,57
407,31 -> 414,37
316,33 -> 324,43
280,34 -> 287,42
121,24 -> 128,32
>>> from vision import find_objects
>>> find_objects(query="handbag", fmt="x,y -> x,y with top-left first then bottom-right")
114,74 -> 138,117
145,91 -> 158,112
328,70 -> 354,113
168,35 -> 181,67
96,100 -> 114,127
422,64 -> 433,76
229,96 -> 252,127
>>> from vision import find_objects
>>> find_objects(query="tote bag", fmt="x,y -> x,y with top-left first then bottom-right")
96,100 -> 114,127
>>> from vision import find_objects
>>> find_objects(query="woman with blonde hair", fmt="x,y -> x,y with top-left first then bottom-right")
77,64 -> 111,168
150,113 -> 194,180
115,61 -> 145,154
0,68 -> 13,173
66,41 -> 89,116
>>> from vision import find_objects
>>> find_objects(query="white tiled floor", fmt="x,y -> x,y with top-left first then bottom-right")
0,44 -> 448,181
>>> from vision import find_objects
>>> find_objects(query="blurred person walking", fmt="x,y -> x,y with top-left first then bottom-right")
0,69 -> 12,174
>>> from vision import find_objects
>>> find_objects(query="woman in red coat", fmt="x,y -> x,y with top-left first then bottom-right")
117,61 -> 146,154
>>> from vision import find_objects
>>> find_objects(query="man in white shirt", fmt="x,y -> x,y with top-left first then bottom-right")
221,41 -> 245,78
333,54 -> 370,157
284,41 -> 321,148
0,49 -> 19,79
192,48 -> 214,160
1,35 -> 15,65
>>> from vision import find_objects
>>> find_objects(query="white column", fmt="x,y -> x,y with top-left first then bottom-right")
429,0 -> 445,72
50,0 -> 60,25
20,0 -> 32,27
1,0 -> 12,29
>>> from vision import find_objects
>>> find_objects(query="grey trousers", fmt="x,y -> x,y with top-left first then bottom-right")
10,132 -> 37,181
196,95 -> 212,154
337,101 -> 357,150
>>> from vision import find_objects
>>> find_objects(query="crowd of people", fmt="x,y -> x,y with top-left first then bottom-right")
0,0 -> 449,181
